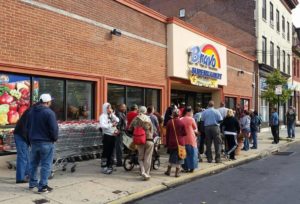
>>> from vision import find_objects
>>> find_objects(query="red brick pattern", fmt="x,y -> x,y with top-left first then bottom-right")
0,0 -> 167,85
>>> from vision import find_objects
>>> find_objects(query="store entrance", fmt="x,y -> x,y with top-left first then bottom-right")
171,90 -> 212,110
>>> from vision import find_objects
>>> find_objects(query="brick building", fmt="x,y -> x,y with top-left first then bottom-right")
292,25 -> 300,122
0,0 -> 255,155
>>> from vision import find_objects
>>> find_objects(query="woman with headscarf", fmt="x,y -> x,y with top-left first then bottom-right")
165,107 -> 186,177
181,106 -> 198,172
129,106 -> 154,181
99,103 -> 120,174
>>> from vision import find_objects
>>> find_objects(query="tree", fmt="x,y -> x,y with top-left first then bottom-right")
261,69 -> 292,107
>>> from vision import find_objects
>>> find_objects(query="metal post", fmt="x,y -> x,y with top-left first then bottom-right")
277,95 -> 280,140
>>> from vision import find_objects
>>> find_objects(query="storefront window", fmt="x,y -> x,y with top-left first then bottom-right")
127,86 -> 144,110
145,89 -> 160,112
108,84 -> 125,110
260,98 -> 269,122
107,84 -> 161,112
67,81 -> 93,120
225,97 -> 236,109
0,74 -> 30,126
33,77 -> 64,121
240,98 -> 250,110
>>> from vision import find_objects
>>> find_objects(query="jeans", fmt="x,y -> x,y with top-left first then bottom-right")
29,142 -> 54,190
287,123 -> 295,138
271,125 -> 279,143
14,134 -> 30,182
242,129 -> 250,150
251,131 -> 258,148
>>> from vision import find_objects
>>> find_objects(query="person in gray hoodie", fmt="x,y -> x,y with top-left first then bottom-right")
240,110 -> 251,151
99,103 -> 119,174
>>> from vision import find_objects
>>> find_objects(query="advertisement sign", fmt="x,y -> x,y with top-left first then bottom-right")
167,23 -> 227,87
188,44 -> 222,88
275,85 -> 282,95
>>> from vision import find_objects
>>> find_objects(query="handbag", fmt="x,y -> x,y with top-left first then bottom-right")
133,126 -> 146,145
172,119 -> 186,160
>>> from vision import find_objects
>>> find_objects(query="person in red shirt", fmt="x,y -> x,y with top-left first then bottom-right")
126,104 -> 138,130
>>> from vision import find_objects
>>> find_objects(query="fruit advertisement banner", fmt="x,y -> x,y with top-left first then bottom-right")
0,74 -> 31,126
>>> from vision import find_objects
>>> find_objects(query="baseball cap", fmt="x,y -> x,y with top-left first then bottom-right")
39,94 -> 53,103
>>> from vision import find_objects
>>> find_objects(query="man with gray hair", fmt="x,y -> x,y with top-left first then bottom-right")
201,100 -> 223,163
129,106 -> 154,181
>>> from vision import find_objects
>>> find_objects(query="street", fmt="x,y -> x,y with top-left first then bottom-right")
133,141 -> 300,204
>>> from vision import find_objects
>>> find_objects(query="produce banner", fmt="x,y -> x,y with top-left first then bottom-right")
0,74 -> 31,126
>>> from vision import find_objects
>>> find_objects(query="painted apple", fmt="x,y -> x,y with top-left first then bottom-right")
9,102 -> 18,112
7,110 -> 19,124
0,92 -> 14,105
18,105 -> 28,117
20,88 -> 30,99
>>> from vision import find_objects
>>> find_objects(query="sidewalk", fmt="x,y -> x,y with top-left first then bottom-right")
0,129 -> 298,204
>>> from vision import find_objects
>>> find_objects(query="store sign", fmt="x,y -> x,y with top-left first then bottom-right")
275,85 -> 282,95
188,44 -> 223,88
167,23 -> 227,86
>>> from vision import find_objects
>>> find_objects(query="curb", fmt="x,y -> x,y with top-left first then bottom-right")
108,140 -> 296,204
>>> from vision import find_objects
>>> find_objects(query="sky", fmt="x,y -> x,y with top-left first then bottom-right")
293,4 -> 300,27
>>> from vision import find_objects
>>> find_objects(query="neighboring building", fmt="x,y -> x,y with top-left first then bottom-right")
256,0 -> 297,126
292,25 -> 300,123
137,0 -> 298,126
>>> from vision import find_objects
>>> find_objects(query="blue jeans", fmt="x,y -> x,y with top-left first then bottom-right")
287,123 -> 295,138
251,131 -> 258,148
14,134 -> 30,182
29,142 -> 54,190
242,129 -> 250,150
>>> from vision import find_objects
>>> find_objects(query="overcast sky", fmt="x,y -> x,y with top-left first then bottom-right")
293,4 -> 300,27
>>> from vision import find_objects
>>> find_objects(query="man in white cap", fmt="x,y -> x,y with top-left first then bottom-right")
27,93 -> 58,193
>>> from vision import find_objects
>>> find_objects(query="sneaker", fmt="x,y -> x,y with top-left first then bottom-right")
250,146 -> 257,149
38,185 -> 53,194
29,186 -> 37,191
102,167 -> 113,174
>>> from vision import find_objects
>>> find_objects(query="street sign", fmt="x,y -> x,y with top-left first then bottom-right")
275,85 -> 282,95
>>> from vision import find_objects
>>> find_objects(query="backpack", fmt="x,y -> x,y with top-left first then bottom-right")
133,126 -> 146,145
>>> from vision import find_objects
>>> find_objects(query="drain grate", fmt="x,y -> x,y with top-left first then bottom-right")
273,151 -> 294,156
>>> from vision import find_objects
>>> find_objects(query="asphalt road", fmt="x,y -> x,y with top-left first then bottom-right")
133,142 -> 300,204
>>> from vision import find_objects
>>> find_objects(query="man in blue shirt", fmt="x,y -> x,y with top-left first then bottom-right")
201,100 -> 223,163
270,107 -> 279,144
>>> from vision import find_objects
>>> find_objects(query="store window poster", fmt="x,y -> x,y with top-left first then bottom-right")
0,74 -> 31,125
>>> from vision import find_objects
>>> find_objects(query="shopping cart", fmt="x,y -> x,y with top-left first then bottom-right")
50,121 -> 102,178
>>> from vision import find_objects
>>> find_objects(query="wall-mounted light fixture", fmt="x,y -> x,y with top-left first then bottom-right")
111,29 -> 122,36
238,70 -> 245,75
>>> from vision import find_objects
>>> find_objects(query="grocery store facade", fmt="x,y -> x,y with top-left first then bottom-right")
0,0 -> 254,155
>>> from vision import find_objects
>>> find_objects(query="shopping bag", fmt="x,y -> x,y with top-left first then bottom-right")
122,133 -> 133,149
178,144 -> 187,160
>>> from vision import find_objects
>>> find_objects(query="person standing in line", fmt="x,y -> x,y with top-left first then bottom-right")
181,107 -> 198,172
126,104 -> 138,129
147,106 -> 160,138
100,103 -> 120,174
201,101 -> 223,163
250,110 -> 260,149
14,108 -> 32,183
270,108 -> 279,144
165,107 -> 186,177
27,94 -> 58,193
115,104 -> 127,167
218,102 -> 228,119
130,106 -> 154,181
286,106 -> 296,139
221,109 -> 240,160
240,110 -> 251,151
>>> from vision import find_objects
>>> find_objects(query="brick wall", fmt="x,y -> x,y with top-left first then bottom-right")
137,0 -> 256,56
293,55 -> 300,82
223,51 -> 254,98
0,0 -> 167,85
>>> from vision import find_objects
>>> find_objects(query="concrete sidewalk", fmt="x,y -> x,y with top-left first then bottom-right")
0,129 -> 298,204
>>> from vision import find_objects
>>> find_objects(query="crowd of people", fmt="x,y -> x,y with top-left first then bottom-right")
12,96 -> 298,192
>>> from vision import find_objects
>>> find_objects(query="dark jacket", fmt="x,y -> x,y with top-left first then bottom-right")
115,111 -> 127,132
250,115 -> 260,132
166,118 -> 186,150
27,104 -> 58,143
221,116 -> 240,133
13,109 -> 31,145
